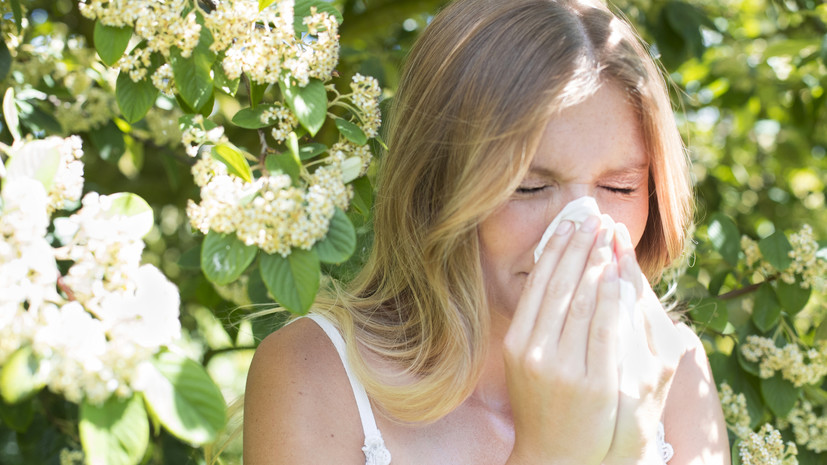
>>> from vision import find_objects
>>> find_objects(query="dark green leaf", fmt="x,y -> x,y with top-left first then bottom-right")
280,77 -> 327,136
663,1 -> 712,60
760,373 -> 799,418
178,246 -> 201,270
314,208 -> 356,264
79,395 -> 149,465
294,0 -> 344,33
688,297 -> 728,333
259,248 -> 320,314
752,283 -> 781,333
201,231 -> 258,285
211,143 -> 253,182
249,79 -> 268,107
116,71 -> 159,123
94,22 -> 133,67
0,398 -> 33,432
16,101 -> 62,135
335,118 -> 367,145
299,143 -> 327,160
231,105 -> 279,129
0,346 -> 43,404
775,279 -> 811,315
10,0 -> 22,35
708,213 -> 740,265
89,120 -> 126,163
141,351 -> 226,445
0,39 -> 11,83
170,28 -> 216,111
758,230 -> 793,271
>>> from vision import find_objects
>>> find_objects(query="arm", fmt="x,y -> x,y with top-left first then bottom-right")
662,324 -> 731,465
243,318 -> 367,465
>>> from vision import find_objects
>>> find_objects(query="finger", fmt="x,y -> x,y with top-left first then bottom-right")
619,253 -> 643,301
586,262 -> 620,384
556,228 -> 615,370
506,219 -> 575,350
530,215 -> 602,351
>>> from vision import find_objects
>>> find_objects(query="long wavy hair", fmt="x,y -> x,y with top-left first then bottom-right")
313,0 -> 692,424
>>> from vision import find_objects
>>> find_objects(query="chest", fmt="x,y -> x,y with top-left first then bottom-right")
374,401 -> 515,464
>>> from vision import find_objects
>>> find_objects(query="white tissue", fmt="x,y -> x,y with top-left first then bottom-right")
533,196 -> 644,398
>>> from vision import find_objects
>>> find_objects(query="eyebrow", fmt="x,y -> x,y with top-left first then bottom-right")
527,161 -> 649,179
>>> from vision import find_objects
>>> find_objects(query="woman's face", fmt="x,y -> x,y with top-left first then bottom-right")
479,84 -> 650,318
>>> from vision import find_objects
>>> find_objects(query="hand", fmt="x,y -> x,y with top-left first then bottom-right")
503,216 -> 622,465
602,245 -> 688,465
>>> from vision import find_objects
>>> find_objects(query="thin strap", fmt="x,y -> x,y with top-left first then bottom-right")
305,315 -> 391,465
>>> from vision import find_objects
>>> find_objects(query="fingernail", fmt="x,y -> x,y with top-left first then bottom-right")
597,228 -> 613,248
581,215 -> 600,233
555,220 -> 573,235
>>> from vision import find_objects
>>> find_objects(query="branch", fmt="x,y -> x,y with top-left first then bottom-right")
716,275 -> 778,301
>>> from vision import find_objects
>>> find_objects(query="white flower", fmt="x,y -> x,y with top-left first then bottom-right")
98,265 -> 181,350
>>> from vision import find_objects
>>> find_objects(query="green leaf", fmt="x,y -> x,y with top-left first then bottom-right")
260,248 -> 320,314
265,152 -> 301,183
708,213 -> 740,265
663,1 -> 712,60
105,192 -> 154,238
299,142 -> 327,160
688,297 -> 728,333
350,175 -> 373,218
80,395 -> 149,465
170,27 -> 216,112
201,230 -> 258,286
10,0 -> 22,34
0,346 -> 42,404
0,40 -> 12,84
314,208 -> 356,264
116,70 -> 159,123
775,279 -> 811,315
0,398 -> 34,432
3,87 -> 20,141
16,100 -> 63,134
141,351 -> 226,445
758,230 -> 793,271
280,77 -> 327,136
249,79 -> 268,107
760,373 -> 799,418
211,143 -> 253,182
752,283 -> 781,333
89,119 -> 126,163
94,22 -> 134,67
231,105 -> 278,129
213,57 -> 239,96
294,0 -> 344,33
5,137 -> 62,191
335,118 -> 367,145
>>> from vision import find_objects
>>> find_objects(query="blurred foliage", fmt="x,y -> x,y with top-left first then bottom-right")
0,0 -> 825,464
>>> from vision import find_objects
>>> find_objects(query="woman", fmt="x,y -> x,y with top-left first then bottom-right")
244,0 -> 730,463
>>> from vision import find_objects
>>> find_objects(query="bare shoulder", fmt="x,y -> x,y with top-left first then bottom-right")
243,317 -> 366,465
663,322 -> 731,465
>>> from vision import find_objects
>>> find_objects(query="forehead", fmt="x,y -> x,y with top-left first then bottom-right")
529,84 -> 648,178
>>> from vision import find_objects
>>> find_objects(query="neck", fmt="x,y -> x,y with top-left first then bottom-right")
470,309 -> 513,417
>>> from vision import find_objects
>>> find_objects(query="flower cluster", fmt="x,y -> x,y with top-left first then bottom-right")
740,336 -> 827,387
739,424 -> 798,465
740,225 -> 827,291
181,115 -> 228,157
81,0 -> 340,91
0,137 -> 181,404
780,400 -> 827,453
262,104 -> 300,142
719,382 -> 752,440
187,152 -> 352,256
349,73 -> 382,139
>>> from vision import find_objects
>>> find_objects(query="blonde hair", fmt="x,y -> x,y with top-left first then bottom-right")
314,0 -> 692,424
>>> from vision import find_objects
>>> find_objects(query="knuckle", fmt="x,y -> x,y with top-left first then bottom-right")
590,323 -> 613,344
569,292 -> 593,319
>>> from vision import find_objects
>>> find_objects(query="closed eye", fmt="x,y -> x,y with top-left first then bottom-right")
515,185 -> 548,195
602,186 -> 636,195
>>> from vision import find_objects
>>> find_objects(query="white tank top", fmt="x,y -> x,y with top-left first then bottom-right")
305,314 -> 673,464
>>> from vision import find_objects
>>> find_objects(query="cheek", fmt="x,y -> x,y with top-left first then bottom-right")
479,201 -> 550,263
602,196 -> 649,247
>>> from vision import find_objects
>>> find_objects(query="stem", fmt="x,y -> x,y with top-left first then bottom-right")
716,275 -> 778,300
56,275 -> 76,302
202,345 -> 257,365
